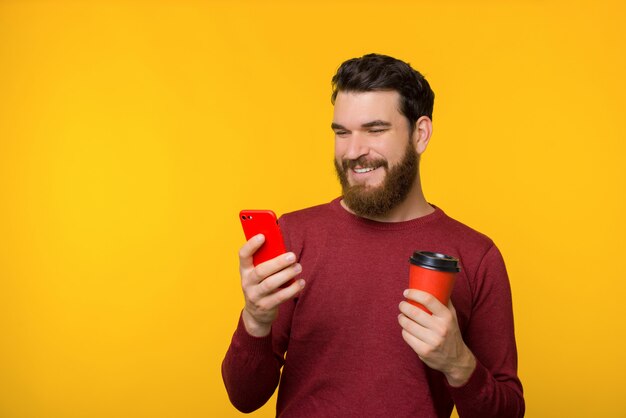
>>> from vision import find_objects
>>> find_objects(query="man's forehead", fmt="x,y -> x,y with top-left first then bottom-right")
333,90 -> 402,124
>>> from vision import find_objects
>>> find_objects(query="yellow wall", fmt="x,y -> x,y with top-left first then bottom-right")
1,1 -> 625,417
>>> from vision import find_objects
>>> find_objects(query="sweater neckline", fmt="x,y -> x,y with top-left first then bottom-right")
329,197 -> 445,231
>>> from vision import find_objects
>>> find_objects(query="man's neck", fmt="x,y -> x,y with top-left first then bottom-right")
339,192 -> 434,223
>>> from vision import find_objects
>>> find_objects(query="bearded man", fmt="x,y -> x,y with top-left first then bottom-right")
222,54 -> 525,418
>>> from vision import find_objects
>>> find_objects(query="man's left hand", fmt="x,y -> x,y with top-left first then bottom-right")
398,289 -> 477,387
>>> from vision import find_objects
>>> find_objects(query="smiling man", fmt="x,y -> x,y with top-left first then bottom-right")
222,54 -> 524,417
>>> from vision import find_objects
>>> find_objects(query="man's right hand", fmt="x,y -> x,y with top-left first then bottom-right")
239,234 -> 305,337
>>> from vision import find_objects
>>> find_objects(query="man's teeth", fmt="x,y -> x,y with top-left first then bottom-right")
354,167 -> 376,174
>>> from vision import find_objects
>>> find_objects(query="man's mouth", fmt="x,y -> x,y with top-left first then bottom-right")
343,157 -> 388,172
353,166 -> 379,174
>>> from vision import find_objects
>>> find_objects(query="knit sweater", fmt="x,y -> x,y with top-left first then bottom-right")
222,198 -> 524,417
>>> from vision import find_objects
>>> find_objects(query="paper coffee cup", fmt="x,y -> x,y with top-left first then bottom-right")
408,251 -> 460,314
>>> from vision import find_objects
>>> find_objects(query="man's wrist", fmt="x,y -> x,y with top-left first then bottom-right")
242,309 -> 272,338
445,348 -> 477,387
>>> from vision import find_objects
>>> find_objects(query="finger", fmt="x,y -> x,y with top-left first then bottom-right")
397,313 -> 438,346
257,278 -> 306,310
255,263 -> 302,295
398,300 -> 433,326
404,289 -> 447,317
254,252 -> 297,279
400,328 -> 431,357
239,234 -> 266,270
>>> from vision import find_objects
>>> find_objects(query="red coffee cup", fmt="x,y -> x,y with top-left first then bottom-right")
408,251 -> 460,314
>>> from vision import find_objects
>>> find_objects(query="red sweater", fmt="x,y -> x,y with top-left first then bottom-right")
222,198 -> 524,417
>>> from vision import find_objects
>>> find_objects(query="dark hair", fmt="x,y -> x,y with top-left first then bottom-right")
331,53 -> 435,133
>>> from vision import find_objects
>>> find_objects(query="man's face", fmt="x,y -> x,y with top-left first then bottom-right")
332,90 -> 418,218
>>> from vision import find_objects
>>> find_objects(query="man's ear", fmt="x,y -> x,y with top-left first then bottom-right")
412,116 -> 433,155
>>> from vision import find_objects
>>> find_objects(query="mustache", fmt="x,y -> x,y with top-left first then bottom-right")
341,156 -> 389,171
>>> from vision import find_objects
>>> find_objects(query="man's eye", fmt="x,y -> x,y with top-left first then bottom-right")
369,129 -> 387,134
335,131 -> 349,136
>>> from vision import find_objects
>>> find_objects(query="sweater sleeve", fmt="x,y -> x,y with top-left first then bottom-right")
449,244 -> 525,418
221,215 -> 299,413
221,300 -> 295,413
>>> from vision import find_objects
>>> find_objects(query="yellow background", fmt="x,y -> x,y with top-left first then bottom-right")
1,1 -> 625,417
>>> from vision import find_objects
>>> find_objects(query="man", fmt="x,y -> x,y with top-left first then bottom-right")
222,54 -> 524,417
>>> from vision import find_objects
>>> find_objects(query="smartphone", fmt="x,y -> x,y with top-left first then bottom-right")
239,210 -> 288,267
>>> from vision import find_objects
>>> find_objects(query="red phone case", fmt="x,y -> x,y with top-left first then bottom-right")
239,210 -> 287,267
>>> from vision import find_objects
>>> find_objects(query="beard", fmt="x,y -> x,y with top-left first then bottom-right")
334,142 -> 418,218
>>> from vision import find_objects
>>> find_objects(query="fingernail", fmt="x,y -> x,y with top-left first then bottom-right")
294,263 -> 302,273
285,253 -> 296,262
298,279 -> 306,288
403,289 -> 409,297
256,234 -> 265,243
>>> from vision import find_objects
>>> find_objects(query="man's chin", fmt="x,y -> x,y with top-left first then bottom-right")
344,183 -> 383,197
347,177 -> 384,190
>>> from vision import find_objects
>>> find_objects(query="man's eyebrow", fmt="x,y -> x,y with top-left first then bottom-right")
331,120 -> 391,130
361,120 -> 391,128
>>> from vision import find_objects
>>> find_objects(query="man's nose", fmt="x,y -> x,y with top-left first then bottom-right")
343,133 -> 370,160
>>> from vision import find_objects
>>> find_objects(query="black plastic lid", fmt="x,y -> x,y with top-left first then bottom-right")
409,251 -> 461,272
